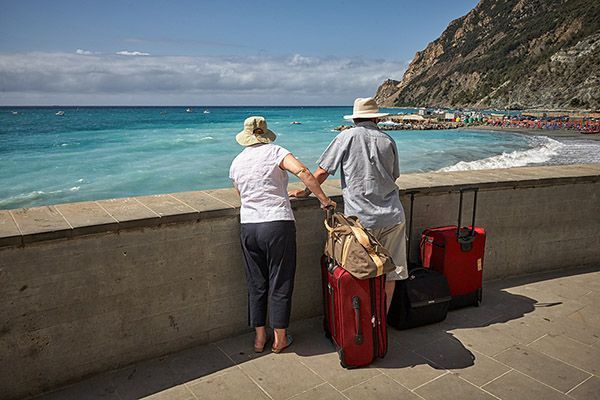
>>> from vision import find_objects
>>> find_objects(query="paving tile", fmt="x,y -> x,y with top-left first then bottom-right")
111,357 -> 185,400
296,345 -> 380,390
55,201 -> 118,235
450,324 -> 521,357
415,373 -> 497,400
0,210 -> 21,246
568,376 -> 600,400
579,289 -> 600,306
96,197 -> 160,229
288,383 -> 346,400
450,349 -> 511,387
167,343 -> 234,384
136,194 -> 198,223
343,373 -> 421,400
32,372 -> 119,400
494,345 -> 590,393
482,370 -> 570,400
388,324 -> 448,349
10,206 -> 71,242
376,340 -> 446,390
502,315 -> 553,345
187,367 -> 269,400
528,334 -> 600,375
547,314 -> 600,345
413,335 -> 476,370
239,353 -> 324,400
567,305 -> 600,329
136,385 -> 194,400
213,331 -> 272,364
532,279 -> 594,302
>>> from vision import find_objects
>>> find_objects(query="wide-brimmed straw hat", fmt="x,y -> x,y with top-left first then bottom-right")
343,97 -> 389,120
235,116 -> 277,146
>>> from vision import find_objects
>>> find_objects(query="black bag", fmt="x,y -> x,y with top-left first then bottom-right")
387,192 -> 451,330
387,267 -> 451,330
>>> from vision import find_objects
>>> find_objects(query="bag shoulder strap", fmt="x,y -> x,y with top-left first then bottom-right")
349,226 -> 385,276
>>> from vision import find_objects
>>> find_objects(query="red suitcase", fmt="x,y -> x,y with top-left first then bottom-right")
420,189 -> 486,309
322,255 -> 387,368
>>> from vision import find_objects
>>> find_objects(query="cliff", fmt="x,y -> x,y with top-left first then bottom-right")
374,0 -> 600,109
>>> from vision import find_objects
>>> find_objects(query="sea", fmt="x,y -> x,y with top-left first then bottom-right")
2,106 -> 600,210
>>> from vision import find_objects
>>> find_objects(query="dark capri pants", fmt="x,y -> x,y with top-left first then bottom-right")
240,220 -> 296,329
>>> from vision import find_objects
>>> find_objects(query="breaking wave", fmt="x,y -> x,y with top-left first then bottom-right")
0,190 -> 64,208
439,136 -> 564,172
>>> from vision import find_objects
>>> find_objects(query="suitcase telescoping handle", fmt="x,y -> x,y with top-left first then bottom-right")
457,188 -> 478,251
407,191 -> 418,267
325,205 -> 337,273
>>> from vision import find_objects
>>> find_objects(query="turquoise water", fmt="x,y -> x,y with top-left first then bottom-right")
1,106 -> 597,209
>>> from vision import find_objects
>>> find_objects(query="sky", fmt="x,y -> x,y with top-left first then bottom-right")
0,0 -> 479,105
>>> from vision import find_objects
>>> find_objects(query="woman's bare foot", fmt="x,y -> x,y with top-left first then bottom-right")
272,328 -> 293,353
254,326 -> 268,353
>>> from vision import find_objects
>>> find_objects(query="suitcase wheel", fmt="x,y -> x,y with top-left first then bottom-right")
475,288 -> 482,307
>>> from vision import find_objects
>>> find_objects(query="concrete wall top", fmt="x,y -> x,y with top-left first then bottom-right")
1,164 -> 599,248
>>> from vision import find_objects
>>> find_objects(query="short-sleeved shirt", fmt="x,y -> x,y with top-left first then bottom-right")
317,121 -> 405,229
229,143 -> 294,224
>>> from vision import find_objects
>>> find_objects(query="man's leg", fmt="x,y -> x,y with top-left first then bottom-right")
385,281 -> 396,313
370,222 -> 408,315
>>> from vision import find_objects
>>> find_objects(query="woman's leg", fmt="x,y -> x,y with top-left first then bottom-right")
264,221 -> 296,348
240,223 -> 269,347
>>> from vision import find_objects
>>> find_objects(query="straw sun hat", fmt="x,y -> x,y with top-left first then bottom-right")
343,97 -> 389,120
236,116 -> 277,146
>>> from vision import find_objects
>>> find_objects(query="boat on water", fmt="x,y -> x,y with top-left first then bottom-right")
186,108 -> 193,113
203,110 -> 210,114
290,121 -> 301,125
55,111 -> 65,116
11,111 -> 18,115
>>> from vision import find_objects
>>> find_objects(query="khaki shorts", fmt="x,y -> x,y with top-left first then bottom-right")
369,223 -> 408,281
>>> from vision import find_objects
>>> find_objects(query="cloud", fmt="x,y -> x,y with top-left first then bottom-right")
115,50 -> 151,56
75,49 -> 95,55
0,52 -> 407,105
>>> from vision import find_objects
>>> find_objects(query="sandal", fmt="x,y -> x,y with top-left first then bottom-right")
272,334 -> 294,354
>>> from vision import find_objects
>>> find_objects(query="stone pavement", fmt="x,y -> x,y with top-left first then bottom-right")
32,267 -> 600,400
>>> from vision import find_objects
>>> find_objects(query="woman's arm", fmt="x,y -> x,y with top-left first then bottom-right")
280,154 -> 335,209
289,167 -> 329,198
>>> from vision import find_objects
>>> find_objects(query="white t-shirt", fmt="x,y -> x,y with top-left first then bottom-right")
229,143 -> 295,224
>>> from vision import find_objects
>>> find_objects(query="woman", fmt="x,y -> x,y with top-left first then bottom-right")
229,116 -> 335,353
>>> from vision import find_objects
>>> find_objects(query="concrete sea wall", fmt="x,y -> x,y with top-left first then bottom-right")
1,164 -> 599,399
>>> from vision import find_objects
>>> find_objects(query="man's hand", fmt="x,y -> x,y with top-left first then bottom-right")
288,188 -> 310,198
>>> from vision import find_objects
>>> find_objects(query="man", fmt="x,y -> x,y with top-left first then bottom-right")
290,97 -> 408,312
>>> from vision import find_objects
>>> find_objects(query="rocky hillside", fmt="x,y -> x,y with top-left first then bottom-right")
375,0 -> 600,110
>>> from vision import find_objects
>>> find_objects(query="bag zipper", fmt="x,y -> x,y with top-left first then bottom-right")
370,279 -> 378,359
328,283 -> 336,338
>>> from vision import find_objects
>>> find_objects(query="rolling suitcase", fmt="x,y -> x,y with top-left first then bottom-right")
421,189 -> 486,309
322,211 -> 387,368
387,192 -> 451,330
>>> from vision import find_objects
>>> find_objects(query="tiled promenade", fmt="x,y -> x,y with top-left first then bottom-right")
33,267 -> 600,400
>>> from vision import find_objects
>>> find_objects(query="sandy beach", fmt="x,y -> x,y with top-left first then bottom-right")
465,125 -> 600,141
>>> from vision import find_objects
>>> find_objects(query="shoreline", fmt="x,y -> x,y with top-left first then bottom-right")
464,125 -> 600,142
